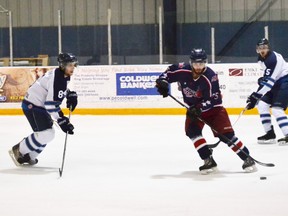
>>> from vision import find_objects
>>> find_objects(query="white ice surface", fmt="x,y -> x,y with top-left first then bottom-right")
0,115 -> 288,216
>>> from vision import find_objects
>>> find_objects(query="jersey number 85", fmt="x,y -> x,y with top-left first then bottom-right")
58,90 -> 65,99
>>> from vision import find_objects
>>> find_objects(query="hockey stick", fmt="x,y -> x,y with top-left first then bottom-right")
168,94 -> 275,167
232,106 -> 248,127
207,106 -> 248,149
167,95 -> 221,148
59,106 -> 72,177
207,140 -> 221,149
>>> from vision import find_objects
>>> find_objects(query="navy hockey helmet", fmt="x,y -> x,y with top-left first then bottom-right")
57,53 -> 78,69
189,48 -> 207,63
256,38 -> 270,55
257,38 -> 269,47
256,38 -> 270,49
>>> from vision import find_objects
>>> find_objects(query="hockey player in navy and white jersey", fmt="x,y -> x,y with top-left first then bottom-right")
247,38 -> 288,145
9,53 -> 78,166
156,48 -> 257,174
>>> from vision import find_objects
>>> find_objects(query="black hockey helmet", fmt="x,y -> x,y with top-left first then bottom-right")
256,38 -> 270,49
189,48 -> 207,63
257,38 -> 269,46
57,53 -> 78,69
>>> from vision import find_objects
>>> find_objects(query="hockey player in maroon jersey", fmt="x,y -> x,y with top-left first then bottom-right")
156,48 -> 257,174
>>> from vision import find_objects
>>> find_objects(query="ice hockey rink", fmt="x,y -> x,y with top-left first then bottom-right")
0,114 -> 287,216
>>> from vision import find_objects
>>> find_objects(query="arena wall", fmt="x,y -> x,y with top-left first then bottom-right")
0,63 -> 267,115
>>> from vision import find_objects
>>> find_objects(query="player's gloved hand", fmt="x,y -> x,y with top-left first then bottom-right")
57,116 -> 74,135
187,105 -> 202,120
246,92 -> 262,110
66,91 -> 78,112
155,78 -> 169,98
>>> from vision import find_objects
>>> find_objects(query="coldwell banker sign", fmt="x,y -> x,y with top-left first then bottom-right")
116,73 -> 161,95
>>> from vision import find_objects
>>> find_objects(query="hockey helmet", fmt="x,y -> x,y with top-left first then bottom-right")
257,38 -> 269,46
57,53 -> 78,69
256,38 -> 270,50
189,48 -> 207,63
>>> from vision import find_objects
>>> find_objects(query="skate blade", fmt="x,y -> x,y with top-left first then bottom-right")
257,139 -> 276,144
244,165 -> 258,173
200,167 -> 218,175
278,141 -> 288,146
8,150 -> 21,167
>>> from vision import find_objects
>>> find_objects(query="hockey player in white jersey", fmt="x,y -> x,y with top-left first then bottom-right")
247,38 -> 288,145
9,53 -> 78,165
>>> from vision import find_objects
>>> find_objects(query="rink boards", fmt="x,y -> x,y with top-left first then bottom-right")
0,64 -> 266,115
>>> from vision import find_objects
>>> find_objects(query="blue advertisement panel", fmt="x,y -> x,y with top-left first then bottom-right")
116,72 -> 161,96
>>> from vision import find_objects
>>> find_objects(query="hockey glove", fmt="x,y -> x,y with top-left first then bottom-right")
66,91 -> 78,112
155,78 -> 169,98
187,105 -> 202,121
246,92 -> 262,110
57,116 -> 74,135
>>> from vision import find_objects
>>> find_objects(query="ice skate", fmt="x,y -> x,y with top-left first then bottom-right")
257,126 -> 276,144
9,143 -> 38,166
242,157 -> 257,173
277,136 -> 288,146
199,156 -> 218,175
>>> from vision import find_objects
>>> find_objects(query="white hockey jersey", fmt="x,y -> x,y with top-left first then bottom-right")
257,51 -> 288,95
24,68 -> 70,119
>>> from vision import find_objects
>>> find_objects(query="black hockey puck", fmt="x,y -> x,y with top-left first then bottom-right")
260,176 -> 267,180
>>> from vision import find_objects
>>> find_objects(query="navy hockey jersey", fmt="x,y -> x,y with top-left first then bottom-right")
159,63 -> 222,112
24,68 -> 70,119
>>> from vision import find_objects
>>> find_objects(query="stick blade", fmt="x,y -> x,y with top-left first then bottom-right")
59,168 -> 62,177
254,160 -> 275,167
207,141 -> 221,149
259,162 -> 275,167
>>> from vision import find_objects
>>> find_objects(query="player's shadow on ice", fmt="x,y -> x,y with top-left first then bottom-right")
0,166 -> 58,175
152,170 -> 244,181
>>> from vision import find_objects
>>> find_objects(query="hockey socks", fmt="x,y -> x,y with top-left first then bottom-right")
19,133 -> 46,160
191,136 -> 212,160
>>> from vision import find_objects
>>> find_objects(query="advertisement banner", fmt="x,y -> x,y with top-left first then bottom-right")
71,65 -> 173,108
116,72 -> 160,96
0,63 -> 263,111
0,67 -> 53,103
210,63 -> 262,108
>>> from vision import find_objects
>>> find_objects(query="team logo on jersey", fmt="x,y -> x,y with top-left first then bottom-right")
229,68 -> 243,76
211,75 -> 218,82
182,87 -> 201,98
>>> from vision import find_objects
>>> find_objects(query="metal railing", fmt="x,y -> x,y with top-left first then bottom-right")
0,5 -> 12,66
